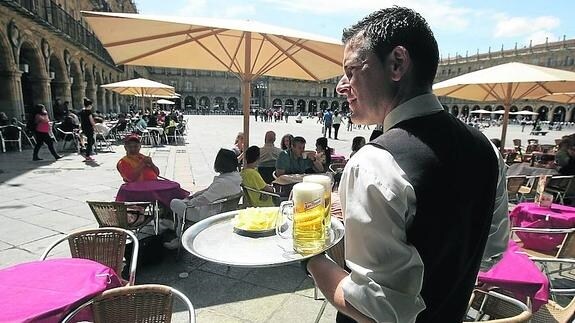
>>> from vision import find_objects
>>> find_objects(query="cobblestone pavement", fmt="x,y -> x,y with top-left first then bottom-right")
0,115 -> 572,322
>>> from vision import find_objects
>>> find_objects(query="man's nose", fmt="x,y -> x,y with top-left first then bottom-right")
336,75 -> 350,96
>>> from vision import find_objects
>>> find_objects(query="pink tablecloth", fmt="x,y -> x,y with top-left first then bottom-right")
478,241 -> 549,311
0,258 -> 122,322
509,202 -> 575,252
116,179 -> 189,207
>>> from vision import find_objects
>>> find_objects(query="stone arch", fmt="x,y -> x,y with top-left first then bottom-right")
569,108 -> 575,122
184,95 -> 196,109
331,101 -> 339,110
227,97 -> 238,111
199,96 -> 210,109
537,106 -> 549,121
510,106 -> 519,113
472,105 -> 480,111
69,59 -> 84,111
297,99 -> 306,112
0,29 -> 19,119
553,106 -> 566,122
213,96 -> 224,110
285,99 -> 294,112
320,100 -> 329,111
18,40 -> 49,116
522,106 -> 533,111
341,101 -> 349,113
462,105 -> 470,116
451,105 -> 459,116
273,98 -> 282,109
484,105 -> 492,111
309,100 -> 317,112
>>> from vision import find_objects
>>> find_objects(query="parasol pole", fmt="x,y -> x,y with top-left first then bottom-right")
499,83 -> 513,154
242,32 -> 252,152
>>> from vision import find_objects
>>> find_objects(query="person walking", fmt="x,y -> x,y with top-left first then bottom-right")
332,111 -> 342,139
305,7 -> 508,323
322,109 -> 333,138
79,98 -> 96,161
30,104 -> 62,161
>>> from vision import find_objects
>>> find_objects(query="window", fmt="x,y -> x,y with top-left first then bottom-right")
186,81 -> 192,91
322,88 -> 328,97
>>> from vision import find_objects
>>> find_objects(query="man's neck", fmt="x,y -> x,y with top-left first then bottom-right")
245,163 -> 257,169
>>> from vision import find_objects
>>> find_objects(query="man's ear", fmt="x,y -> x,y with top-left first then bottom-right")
389,46 -> 411,82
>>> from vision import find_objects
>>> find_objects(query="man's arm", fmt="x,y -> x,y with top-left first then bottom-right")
481,143 -> 510,270
307,255 -> 375,323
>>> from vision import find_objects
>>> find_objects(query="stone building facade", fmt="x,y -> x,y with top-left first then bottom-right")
0,0 -> 140,120
1,0 -> 574,121
436,39 -> 575,122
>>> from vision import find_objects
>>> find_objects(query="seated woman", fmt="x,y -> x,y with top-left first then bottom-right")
315,137 -> 332,172
116,135 -> 160,182
166,149 -> 242,249
241,146 -> 276,207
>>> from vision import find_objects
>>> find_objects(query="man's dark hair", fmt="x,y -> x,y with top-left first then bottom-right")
342,6 -> 439,86
245,145 -> 260,164
292,136 -> 306,146
83,98 -> 92,107
214,148 -> 239,173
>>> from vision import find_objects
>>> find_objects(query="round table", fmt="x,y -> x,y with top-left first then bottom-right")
116,179 -> 189,208
0,258 -> 122,323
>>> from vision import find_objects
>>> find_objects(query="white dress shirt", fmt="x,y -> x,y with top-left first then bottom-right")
338,94 -> 508,322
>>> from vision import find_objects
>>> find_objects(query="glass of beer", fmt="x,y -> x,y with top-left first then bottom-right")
276,182 -> 326,254
303,174 -> 333,237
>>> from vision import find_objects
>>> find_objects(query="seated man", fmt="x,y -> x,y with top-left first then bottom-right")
275,136 -> 323,176
241,146 -> 276,207
116,135 -> 159,182
259,131 -> 282,183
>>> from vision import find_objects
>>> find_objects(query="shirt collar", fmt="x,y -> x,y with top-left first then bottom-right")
383,93 -> 444,132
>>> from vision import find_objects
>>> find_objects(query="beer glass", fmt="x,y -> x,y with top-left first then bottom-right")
303,174 -> 333,236
276,182 -> 326,254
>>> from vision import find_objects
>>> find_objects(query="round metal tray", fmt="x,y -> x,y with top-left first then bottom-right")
181,210 -> 344,268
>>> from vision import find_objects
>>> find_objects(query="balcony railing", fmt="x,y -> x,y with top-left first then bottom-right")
5,0 -> 118,68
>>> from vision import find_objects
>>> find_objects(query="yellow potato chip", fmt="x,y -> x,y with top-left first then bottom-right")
233,207 -> 280,231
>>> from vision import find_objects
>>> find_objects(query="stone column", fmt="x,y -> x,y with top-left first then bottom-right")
105,90 -> 113,114
85,84 -> 97,110
71,82 -> 86,112
97,88 -> 106,113
30,76 -> 52,116
0,69 -> 25,120
51,80 -> 72,104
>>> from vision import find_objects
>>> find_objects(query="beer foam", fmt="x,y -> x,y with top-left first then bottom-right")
303,175 -> 332,193
292,182 -> 323,201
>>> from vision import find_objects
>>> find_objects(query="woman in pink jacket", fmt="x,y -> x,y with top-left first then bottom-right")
30,104 -> 61,161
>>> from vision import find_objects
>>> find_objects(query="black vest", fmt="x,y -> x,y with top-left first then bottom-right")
370,110 -> 498,323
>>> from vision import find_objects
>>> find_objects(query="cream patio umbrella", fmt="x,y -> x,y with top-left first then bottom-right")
537,92 -> 575,104
101,78 -> 175,111
82,11 -> 344,148
433,62 -> 575,151
156,99 -> 175,105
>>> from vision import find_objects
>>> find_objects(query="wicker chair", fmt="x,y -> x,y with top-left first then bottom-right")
507,176 -> 527,203
464,289 -> 531,322
61,284 -> 195,323
87,201 -> 155,233
241,184 -> 281,207
40,228 -> 139,286
532,296 -> 575,323
544,176 -> 575,205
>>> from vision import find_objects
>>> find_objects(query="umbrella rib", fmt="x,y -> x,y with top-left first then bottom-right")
212,32 -> 243,74
251,34 -> 267,76
253,35 -> 302,77
263,35 -> 320,80
117,28 -> 227,65
104,28 -> 207,47
194,36 -> 241,75
277,35 -> 341,66
478,83 -> 503,101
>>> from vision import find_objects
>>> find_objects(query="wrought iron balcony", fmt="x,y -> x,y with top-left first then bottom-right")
3,0 -> 119,68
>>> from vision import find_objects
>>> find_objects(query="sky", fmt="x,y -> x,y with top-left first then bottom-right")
135,0 -> 574,60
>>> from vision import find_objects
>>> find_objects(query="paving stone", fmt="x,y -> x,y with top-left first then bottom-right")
241,265 -> 308,293
216,282 -> 290,322
23,211 -> 93,232
198,261 -> 253,280
0,247 -> 37,267
0,215 -> 58,245
266,293 -> 326,323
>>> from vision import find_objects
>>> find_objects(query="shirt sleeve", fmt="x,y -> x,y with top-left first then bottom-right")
339,145 -> 426,322
276,151 -> 289,171
480,142 -> 510,270
117,159 -> 133,182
